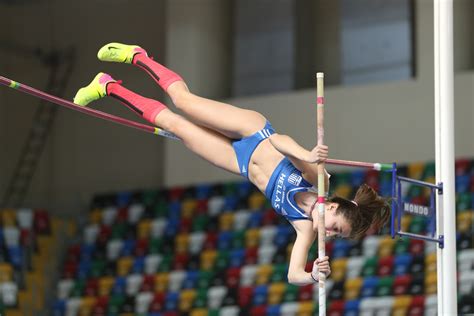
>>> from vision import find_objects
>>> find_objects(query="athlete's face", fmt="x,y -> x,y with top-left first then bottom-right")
311,202 -> 351,238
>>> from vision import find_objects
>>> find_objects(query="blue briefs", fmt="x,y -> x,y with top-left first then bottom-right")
232,121 -> 275,178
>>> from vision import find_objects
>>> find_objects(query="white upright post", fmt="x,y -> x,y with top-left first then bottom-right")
434,1 -> 457,315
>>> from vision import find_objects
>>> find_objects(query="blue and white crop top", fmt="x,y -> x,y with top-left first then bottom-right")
264,158 -> 314,221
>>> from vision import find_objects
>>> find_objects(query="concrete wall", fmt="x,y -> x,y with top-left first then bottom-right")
0,0 -> 472,215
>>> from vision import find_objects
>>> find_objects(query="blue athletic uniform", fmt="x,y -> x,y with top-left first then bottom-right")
231,122 -> 313,221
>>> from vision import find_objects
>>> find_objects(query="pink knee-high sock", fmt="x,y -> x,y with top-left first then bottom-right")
132,53 -> 183,91
106,82 -> 167,124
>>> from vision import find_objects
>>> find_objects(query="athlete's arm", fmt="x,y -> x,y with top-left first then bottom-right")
268,133 -> 330,187
287,222 -> 317,285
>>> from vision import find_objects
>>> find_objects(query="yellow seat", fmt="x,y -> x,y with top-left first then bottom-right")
89,208 -> 102,224
219,213 -> 234,231
175,233 -> 190,254
268,282 -> 286,305
344,277 -> 363,300
400,215 -> 412,232
179,289 -> 197,312
79,296 -> 96,316
182,199 -> 197,218
4,309 -> 23,316
0,263 -> 13,282
331,258 -> 348,282
245,228 -> 260,248
378,236 -> 396,257
248,192 -> 266,209
155,272 -> 170,292
425,271 -> 437,294
298,301 -> 314,316
200,250 -> 217,270
408,162 -> 425,180
457,212 -> 473,233
425,252 -> 437,273
1,209 -> 16,226
392,295 -> 412,316
255,264 -> 273,285
98,276 -> 115,296
137,219 -> 152,239
117,257 -> 133,276
190,308 -> 208,316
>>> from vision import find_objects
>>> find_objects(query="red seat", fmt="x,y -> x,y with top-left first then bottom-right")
135,239 -> 149,257
163,312 -> 179,316
226,267 -> 241,288
169,187 -> 186,201
149,293 -> 166,312
408,239 -> 424,255
116,207 -> 128,223
393,275 -> 412,295
141,275 -> 155,292
20,229 -> 34,247
328,299 -> 345,316
203,232 -> 218,249
98,225 -> 112,245
33,209 -> 51,234
377,256 -> 394,276
408,295 -> 425,316
179,218 -> 192,233
62,262 -> 78,278
250,305 -> 267,316
455,159 -> 471,176
195,199 -> 208,214
262,208 -> 278,225
366,170 -> 380,192
173,253 -> 189,270
245,247 -> 258,265
298,284 -> 313,301
85,278 -> 99,296
238,286 -> 254,307
92,296 -> 109,315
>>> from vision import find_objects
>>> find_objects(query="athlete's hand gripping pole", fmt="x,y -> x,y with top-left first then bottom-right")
316,72 -> 326,316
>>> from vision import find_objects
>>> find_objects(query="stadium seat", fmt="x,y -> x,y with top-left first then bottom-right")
332,239 -> 351,258
424,271 -> 437,295
238,286 -> 254,308
424,294 -> 437,316
219,305 -> 239,316
233,210 -> 251,230
362,236 -> 382,257
16,208 -> 33,229
393,274 -> 412,295
331,258 -> 348,282
259,226 -> 277,246
346,256 -> 364,279
377,256 -> 394,276
280,301 -> 299,316
344,299 -> 361,316
361,257 -> 377,277
258,244 -> 276,264
168,270 -> 186,292
219,213 -> 234,231
135,291 -> 153,314
360,276 -> 378,298
179,288 -> 196,312
376,276 -> 394,296
57,279 -> 74,299
328,281 -> 344,300
344,277 -> 363,300
189,231 -> 206,255
225,267 -> 241,288
407,295 -> 424,316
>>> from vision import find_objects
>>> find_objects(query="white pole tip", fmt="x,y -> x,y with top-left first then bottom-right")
316,72 -> 324,78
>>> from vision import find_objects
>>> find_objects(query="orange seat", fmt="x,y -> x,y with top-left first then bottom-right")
137,219 -> 152,239
175,233 -> 190,253
331,258 -> 348,282
89,208 -> 102,224
182,199 -> 197,218
98,276 -> 115,296
245,228 -> 260,248
79,296 -> 96,316
117,257 -> 133,276
179,289 -> 197,312
268,282 -> 286,305
298,301 -> 314,315
344,277 -> 363,300
425,271 -> 437,294
408,162 -> 425,180
200,249 -> 217,270
248,192 -> 266,209
255,264 -> 273,285
392,295 -> 412,316
154,272 -> 170,293
378,236 -> 396,257
219,213 -> 234,231
0,263 -> 13,282
1,208 -> 16,226
190,308 -> 208,316
425,252 -> 437,273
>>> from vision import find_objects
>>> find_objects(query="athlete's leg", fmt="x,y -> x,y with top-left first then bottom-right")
74,73 -> 240,174
97,43 -> 267,139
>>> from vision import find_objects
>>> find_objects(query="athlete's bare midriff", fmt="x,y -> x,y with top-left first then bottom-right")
247,138 -> 285,193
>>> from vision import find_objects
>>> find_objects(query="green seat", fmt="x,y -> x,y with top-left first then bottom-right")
158,254 -> 173,272
423,162 -> 436,179
193,288 -> 208,307
149,238 -> 163,254
223,182 -> 237,196
111,222 -> 127,239
407,185 -> 423,199
232,230 -> 245,249
271,263 -> 288,282
153,200 -> 169,218
333,172 -> 351,186
197,270 -> 214,290
283,284 -> 299,302
308,243 -> 317,261
107,293 -> 125,314
192,215 -> 209,232
215,250 -> 230,271
376,276 -> 394,296
142,190 -> 158,207
361,257 -> 378,277
90,259 -> 106,278
394,237 -> 410,254
457,193 -> 472,212
409,216 -> 427,234
71,279 -> 85,297
208,309 -> 219,316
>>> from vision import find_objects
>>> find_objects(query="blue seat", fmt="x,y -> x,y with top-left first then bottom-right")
182,270 -> 199,289
332,239 -> 351,258
247,212 -> 263,228
360,276 -> 379,298
195,184 -> 212,199
120,239 -> 136,257
131,256 -> 145,274
116,191 -> 133,207
238,181 -> 254,198
253,285 -> 268,306
350,170 -> 366,187
266,304 -> 281,316
165,292 -> 179,311
394,254 -> 413,275
344,299 -> 361,316
112,276 -> 126,295
456,174 -> 470,193
168,200 -> 182,215
7,246 -> 23,269
80,244 -> 95,261
217,231 -> 233,250
274,226 -> 293,247
223,196 -> 239,211
164,218 -> 180,237
52,299 -> 66,316
77,259 -> 92,279
230,249 -> 245,267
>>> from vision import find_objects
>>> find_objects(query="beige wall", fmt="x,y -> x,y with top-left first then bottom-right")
0,0 -> 472,214
163,0 -> 474,186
